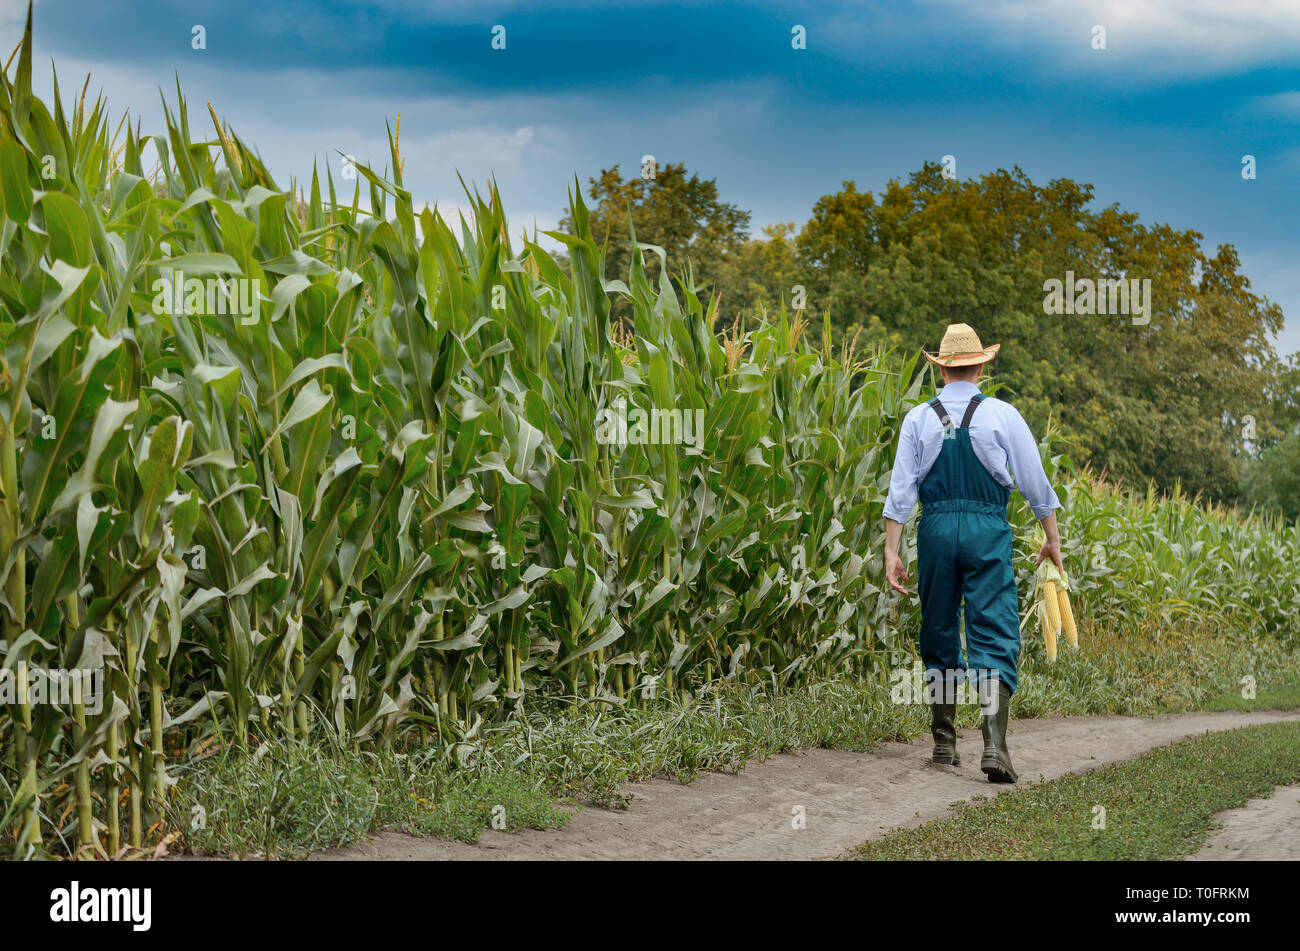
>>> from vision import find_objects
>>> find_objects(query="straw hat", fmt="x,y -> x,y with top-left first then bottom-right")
923,323 -> 1001,367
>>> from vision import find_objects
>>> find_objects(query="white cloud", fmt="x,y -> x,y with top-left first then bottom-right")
0,0 -> 27,40
932,0 -> 1300,76
412,199 -> 564,251
359,0 -> 713,19
401,125 -> 540,179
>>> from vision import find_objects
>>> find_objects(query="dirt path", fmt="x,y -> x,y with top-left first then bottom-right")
1187,783 -> 1300,861
316,708 -> 1300,862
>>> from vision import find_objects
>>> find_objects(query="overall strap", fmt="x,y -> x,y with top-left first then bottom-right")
927,397 -> 953,430
959,393 -> 986,429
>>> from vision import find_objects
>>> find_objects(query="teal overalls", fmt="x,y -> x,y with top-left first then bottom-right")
917,394 -> 1021,697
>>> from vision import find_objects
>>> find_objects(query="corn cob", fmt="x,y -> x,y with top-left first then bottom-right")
1057,575 -> 1079,649
1039,598 -> 1057,662
1042,578 -> 1062,637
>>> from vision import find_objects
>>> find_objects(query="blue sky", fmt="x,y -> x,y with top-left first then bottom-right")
9,0 -> 1299,354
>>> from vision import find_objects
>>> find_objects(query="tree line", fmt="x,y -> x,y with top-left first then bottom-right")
560,161 -> 1300,520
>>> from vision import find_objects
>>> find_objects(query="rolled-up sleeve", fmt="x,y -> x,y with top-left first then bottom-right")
1002,408 -> 1060,518
883,412 -> 921,523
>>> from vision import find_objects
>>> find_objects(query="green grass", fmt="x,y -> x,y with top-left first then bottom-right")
1162,686 -> 1300,714
853,720 -> 1300,860
1009,620 -> 1300,720
173,731 -> 570,859
171,737 -> 378,859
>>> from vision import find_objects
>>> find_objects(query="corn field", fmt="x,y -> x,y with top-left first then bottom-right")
1039,478 -> 1300,638
1,17 -> 1297,857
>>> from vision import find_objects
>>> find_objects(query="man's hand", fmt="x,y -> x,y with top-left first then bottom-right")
1035,512 -> 1065,576
885,549 -> 912,596
1035,540 -> 1064,576
883,518 -> 912,596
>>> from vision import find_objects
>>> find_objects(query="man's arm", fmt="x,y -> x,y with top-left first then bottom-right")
883,412 -> 921,595
884,517 -> 911,595
1001,407 -> 1064,575
1035,511 -> 1063,575
882,411 -> 921,525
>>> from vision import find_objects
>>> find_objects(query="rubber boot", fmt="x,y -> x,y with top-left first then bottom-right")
980,683 -> 1018,783
930,703 -> 960,765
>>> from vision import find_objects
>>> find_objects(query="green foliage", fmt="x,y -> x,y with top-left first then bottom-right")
558,161 -> 751,319
1013,619 -> 1300,718
174,734 -> 567,856
1242,430 -> 1300,521
1044,476 -> 1300,639
712,221 -> 805,324
1241,353 -> 1300,520
0,14 -> 921,856
173,735 -> 379,858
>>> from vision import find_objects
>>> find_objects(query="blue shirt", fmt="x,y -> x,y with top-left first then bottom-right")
883,381 -> 1061,522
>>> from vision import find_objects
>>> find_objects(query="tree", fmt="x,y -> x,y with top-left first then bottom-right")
792,164 -> 1288,503
558,163 -> 750,317
712,222 -> 802,324
1242,431 -> 1300,521
1241,353 -> 1300,520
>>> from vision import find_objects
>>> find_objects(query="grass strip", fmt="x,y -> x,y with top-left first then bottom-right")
853,720 -> 1300,860
1168,685 -> 1300,714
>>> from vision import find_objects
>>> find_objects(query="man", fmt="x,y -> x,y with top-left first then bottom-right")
883,324 -> 1063,783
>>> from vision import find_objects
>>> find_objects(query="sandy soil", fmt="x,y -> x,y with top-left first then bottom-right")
1187,783 -> 1300,861
314,708 -> 1300,861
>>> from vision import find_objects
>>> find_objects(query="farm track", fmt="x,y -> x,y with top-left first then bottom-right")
317,708 -> 1300,861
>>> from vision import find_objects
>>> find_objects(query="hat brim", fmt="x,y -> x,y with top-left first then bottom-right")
922,343 -> 1000,368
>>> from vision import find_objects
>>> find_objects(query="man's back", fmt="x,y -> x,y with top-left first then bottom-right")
884,381 -> 1059,523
